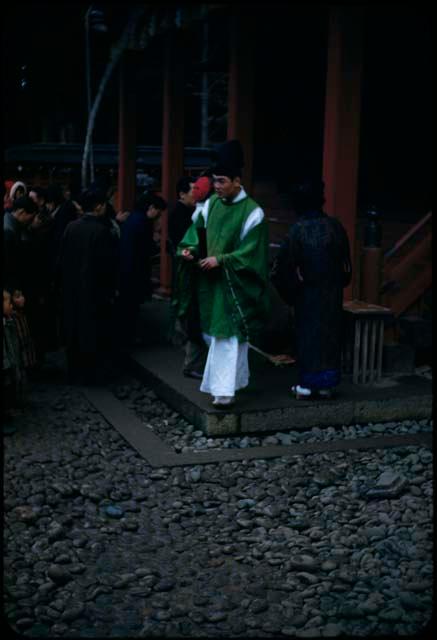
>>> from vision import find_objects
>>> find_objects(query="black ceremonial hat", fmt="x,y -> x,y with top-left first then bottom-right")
212,139 -> 244,178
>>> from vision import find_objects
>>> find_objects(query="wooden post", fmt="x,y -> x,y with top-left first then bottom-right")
353,319 -> 361,384
159,33 -> 185,297
227,7 -> 255,194
322,6 -> 364,300
118,52 -> 137,212
361,247 -> 383,304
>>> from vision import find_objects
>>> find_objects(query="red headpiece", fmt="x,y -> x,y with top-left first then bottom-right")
192,176 -> 212,203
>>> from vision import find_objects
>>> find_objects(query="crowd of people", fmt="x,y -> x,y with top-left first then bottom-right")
2,175 -> 167,421
3,138 -> 353,420
172,139 -> 353,407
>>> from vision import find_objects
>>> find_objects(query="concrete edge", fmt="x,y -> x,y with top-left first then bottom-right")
80,386 -> 432,468
125,352 -> 433,436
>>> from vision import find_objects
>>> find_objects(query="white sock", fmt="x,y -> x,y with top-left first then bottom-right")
296,385 -> 312,396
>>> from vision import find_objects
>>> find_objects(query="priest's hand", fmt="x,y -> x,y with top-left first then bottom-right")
181,248 -> 194,261
199,256 -> 219,270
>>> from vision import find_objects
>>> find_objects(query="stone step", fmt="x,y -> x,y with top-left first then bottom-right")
125,344 -> 432,437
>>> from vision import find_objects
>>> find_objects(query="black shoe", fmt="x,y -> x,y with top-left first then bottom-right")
183,369 -> 203,380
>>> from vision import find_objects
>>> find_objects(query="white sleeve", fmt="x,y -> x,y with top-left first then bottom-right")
201,198 -> 210,225
240,207 -> 264,241
191,203 -> 203,224
192,198 -> 210,225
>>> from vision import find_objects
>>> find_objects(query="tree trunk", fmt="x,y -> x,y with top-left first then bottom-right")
81,8 -> 144,190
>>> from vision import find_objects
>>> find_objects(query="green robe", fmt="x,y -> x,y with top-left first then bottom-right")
173,192 -> 270,343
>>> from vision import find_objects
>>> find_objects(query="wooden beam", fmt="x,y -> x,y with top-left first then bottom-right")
159,33 -> 185,297
227,7 -> 255,193
118,52 -> 138,212
322,6 -> 364,300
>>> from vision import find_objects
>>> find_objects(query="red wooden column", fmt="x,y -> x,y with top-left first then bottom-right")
322,6 -> 364,300
118,51 -> 137,212
227,8 -> 255,194
159,33 -> 185,297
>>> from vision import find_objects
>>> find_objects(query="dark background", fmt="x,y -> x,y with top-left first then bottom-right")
3,4 -> 432,220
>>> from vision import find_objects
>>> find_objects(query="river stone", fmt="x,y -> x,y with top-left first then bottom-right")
153,578 -> 176,592
321,560 -> 338,571
205,610 -> 227,623
105,505 -> 124,519
249,599 -> 269,614
47,565 -> 72,585
15,618 -> 34,630
321,623 -> 343,637
288,518 -> 310,531
296,629 -> 321,638
14,506 -> 38,523
289,555 -> 318,571
398,592 -> 427,610
60,605 -> 85,623
365,471 -> 408,499
378,607 -> 405,621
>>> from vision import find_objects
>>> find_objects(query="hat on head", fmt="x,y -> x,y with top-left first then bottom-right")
192,176 -> 212,203
289,178 -> 325,213
10,181 -> 27,200
212,139 -> 244,178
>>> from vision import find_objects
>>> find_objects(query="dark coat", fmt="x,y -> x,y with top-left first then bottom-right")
272,210 -> 352,389
3,212 -> 25,294
49,200 -> 78,281
60,214 -> 117,355
20,216 -> 56,356
168,201 -> 195,255
118,209 -> 156,303
21,215 -> 54,299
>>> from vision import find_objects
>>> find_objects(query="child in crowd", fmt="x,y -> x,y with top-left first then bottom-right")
2,290 -> 25,421
12,289 -> 37,371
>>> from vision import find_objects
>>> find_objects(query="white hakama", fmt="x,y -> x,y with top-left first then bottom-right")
200,335 -> 249,397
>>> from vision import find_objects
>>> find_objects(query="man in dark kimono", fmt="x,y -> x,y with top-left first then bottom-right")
59,189 -> 117,384
272,179 -> 352,399
117,192 -> 167,345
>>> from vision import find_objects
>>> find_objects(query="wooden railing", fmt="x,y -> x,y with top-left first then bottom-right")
384,211 -> 432,259
381,211 -> 432,317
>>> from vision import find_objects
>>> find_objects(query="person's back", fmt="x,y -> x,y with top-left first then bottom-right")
117,193 -> 167,343
61,215 -> 115,308
119,209 -> 150,279
46,185 -> 78,279
60,190 -> 117,383
277,179 -> 352,400
291,212 -> 351,287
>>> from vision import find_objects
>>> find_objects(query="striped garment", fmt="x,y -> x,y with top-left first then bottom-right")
12,310 -> 36,369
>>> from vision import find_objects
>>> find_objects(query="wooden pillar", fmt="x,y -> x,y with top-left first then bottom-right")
227,8 -> 255,194
159,33 -> 185,297
118,51 -> 137,212
322,6 -> 364,300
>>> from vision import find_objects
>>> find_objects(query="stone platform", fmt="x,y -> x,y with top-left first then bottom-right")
126,342 -> 433,436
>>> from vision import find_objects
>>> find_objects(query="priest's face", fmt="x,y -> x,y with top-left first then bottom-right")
213,175 -> 241,201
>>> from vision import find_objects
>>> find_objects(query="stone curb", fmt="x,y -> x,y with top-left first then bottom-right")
82,387 -> 432,468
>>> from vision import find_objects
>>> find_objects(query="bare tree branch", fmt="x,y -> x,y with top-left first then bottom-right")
81,7 -> 145,190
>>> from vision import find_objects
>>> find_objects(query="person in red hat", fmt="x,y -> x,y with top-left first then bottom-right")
169,173 -> 214,379
4,180 -> 18,214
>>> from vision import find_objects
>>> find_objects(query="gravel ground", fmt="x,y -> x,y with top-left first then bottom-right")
3,373 -> 433,638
